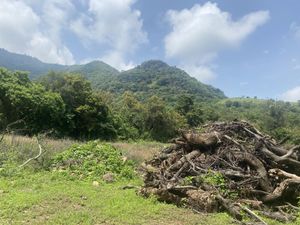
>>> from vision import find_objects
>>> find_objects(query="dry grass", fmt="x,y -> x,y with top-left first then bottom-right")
0,135 -> 167,167
2,135 -> 78,153
111,141 -> 169,163
0,135 -> 79,168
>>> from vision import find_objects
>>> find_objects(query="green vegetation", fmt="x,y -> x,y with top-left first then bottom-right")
52,142 -> 136,180
0,173 -> 235,225
3,66 -> 300,143
39,71 -> 117,139
0,50 -> 224,103
67,61 -> 120,90
215,98 -> 300,143
1,53 -> 300,224
0,68 -> 65,133
0,136 -> 236,225
0,49 -> 67,79
0,49 -> 119,83
0,136 -> 298,224
103,60 -> 225,102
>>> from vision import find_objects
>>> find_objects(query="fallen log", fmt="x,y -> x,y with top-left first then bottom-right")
140,121 -> 300,223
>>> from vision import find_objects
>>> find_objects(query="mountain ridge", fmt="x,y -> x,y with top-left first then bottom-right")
0,49 -> 226,101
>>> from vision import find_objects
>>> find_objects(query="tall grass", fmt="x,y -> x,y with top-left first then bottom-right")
111,141 -> 168,163
0,135 -> 167,169
0,135 -> 79,169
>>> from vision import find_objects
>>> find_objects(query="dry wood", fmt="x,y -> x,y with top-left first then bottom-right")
140,121 -> 300,223
236,203 -> 267,225
19,136 -> 44,168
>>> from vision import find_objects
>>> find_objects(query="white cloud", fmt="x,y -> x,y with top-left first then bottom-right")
164,2 -> 270,82
0,0 -> 74,65
71,0 -> 147,70
181,64 -> 216,83
280,86 -> 300,102
100,51 -> 136,71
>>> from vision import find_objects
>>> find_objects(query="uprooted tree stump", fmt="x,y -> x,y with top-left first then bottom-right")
139,121 -> 300,223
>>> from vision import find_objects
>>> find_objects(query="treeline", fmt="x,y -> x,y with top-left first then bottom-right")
0,68 -> 188,141
1,67 -> 300,143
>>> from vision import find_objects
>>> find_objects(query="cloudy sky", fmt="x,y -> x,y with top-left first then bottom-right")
1,0 -> 300,101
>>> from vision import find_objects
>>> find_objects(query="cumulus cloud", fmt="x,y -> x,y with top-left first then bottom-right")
181,64 -> 216,83
164,2 -> 270,82
280,86 -> 300,102
0,0 -> 146,68
70,0 -> 147,70
0,0 -> 75,65
100,51 -> 136,71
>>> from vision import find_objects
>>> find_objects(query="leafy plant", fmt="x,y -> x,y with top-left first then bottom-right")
52,142 -> 136,180
200,171 -> 237,198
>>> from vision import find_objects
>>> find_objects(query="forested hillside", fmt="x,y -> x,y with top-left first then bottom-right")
1,66 -> 300,143
104,60 -> 225,102
0,49 -> 66,79
0,49 -> 225,102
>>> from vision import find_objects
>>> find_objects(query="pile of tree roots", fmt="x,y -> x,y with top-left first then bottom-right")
140,121 -> 300,223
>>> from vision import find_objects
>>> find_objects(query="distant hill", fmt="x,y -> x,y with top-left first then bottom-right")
67,61 -> 120,89
105,60 -> 225,101
0,48 -> 66,79
0,49 -> 119,83
0,49 -> 225,101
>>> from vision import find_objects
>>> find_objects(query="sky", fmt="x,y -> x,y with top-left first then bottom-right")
0,0 -> 300,101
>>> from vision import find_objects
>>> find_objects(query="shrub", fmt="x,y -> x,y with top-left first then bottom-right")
52,142 -> 136,180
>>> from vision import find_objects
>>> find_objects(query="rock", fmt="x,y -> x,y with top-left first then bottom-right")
122,156 -> 128,163
92,181 -> 99,187
80,195 -> 88,200
102,172 -> 115,183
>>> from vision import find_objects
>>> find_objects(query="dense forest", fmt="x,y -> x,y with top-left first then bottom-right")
1,65 -> 300,143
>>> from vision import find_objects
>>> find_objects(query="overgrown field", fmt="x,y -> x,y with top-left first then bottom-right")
0,135 -> 299,224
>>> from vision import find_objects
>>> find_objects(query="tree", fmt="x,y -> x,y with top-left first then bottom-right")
176,95 -> 203,127
0,67 -> 65,133
40,71 -> 117,139
175,95 -> 194,115
145,96 -> 186,141
114,92 -> 147,140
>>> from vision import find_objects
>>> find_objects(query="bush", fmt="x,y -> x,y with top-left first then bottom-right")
52,142 -> 136,180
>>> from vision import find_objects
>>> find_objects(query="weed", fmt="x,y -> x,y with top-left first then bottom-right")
52,142 -> 136,180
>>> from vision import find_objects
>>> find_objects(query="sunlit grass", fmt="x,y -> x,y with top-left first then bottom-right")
0,172 -> 234,225
0,136 -> 299,224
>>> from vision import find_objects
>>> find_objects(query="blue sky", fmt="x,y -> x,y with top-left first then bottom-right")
1,0 -> 300,101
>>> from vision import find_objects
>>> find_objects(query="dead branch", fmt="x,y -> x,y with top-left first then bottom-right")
19,136 -> 44,168
236,203 -> 267,225
139,121 -> 300,223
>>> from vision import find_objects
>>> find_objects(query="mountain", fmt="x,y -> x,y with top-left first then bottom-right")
67,61 -> 120,89
0,48 -> 67,79
0,49 -> 225,101
0,49 -> 119,83
104,60 -> 225,102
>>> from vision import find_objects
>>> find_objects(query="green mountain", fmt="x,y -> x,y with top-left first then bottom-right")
0,48 -> 66,79
0,49 -> 225,101
67,61 -> 120,89
105,60 -> 225,102
0,49 -> 119,83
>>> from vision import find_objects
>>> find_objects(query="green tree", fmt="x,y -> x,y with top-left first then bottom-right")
175,95 -> 194,115
40,71 -> 117,139
145,96 -> 186,141
0,68 -> 65,133
176,95 -> 204,127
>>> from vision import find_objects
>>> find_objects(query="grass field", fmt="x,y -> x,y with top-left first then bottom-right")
0,135 -> 299,225
0,172 -> 235,225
